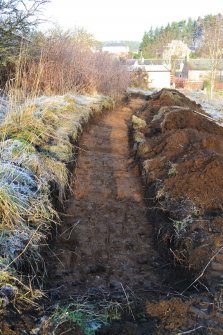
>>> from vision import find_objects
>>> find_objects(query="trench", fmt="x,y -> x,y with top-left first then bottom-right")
2,94 -> 223,335
41,93 -> 223,335
45,98 -> 166,321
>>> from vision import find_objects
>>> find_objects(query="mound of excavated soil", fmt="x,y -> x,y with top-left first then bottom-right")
132,88 -> 223,288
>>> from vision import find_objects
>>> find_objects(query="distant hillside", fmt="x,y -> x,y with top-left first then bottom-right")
140,14 -> 222,58
102,40 -> 140,52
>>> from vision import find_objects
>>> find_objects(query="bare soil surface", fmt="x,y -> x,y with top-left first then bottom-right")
40,99 -> 170,334
46,99 -> 162,298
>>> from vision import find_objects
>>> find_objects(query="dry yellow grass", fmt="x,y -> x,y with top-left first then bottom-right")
0,92 -> 114,314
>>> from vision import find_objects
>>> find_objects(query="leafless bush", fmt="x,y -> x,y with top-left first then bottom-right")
130,68 -> 148,89
94,52 -> 130,95
10,30 -> 130,99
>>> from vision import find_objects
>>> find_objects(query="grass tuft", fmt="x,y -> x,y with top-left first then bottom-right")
50,299 -> 122,335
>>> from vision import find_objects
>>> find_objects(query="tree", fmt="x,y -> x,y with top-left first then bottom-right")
202,14 -> 223,98
140,32 -> 151,51
0,0 -> 49,32
192,19 -> 203,49
139,18 -> 198,60
0,0 -> 49,85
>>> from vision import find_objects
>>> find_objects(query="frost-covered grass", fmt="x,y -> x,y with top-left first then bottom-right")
48,298 -> 122,335
0,93 -> 113,313
0,96 -> 8,123
127,87 -> 157,97
182,89 -> 223,123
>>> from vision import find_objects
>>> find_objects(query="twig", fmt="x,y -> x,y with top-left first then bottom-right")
59,220 -> 80,239
170,248 -> 183,264
197,280 -> 212,294
193,109 -> 222,125
73,144 -> 89,152
60,328 -> 75,335
46,245 -> 65,268
177,325 -> 204,334
52,320 -> 68,335
58,248 -> 80,258
181,245 -> 223,294
120,282 -> 135,321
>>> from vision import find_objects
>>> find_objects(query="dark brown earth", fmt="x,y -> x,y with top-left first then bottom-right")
40,99 -> 169,334
46,98 -> 162,298
132,89 -> 223,285
131,89 -> 223,334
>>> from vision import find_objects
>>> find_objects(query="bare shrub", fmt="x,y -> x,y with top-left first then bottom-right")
9,30 -> 130,99
130,68 -> 148,89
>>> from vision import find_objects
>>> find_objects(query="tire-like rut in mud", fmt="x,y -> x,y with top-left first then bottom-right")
47,99 -> 160,299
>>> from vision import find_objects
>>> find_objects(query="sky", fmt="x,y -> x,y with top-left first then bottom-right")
42,0 -> 223,41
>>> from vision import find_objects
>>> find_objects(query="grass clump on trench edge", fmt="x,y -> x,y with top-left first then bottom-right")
42,298 -> 123,335
0,93 -> 114,315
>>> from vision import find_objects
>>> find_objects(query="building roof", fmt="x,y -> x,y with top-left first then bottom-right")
126,59 -> 173,66
103,42 -> 127,48
126,59 -> 137,66
138,59 -> 168,66
188,59 -> 223,71
126,59 -> 171,72
142,64 -> 170,72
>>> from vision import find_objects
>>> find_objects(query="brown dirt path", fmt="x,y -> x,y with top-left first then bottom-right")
46,99 -> 161,298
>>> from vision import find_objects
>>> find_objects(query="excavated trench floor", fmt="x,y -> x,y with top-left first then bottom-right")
46,98 -> 164,302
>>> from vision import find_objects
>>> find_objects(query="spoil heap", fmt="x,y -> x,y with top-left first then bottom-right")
131,88 -> 223,287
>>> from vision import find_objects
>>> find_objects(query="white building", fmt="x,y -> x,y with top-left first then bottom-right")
102,43 -> 129,57
182,59 -> 223,81
145,65 -> 171,88
128,60 -> 171,89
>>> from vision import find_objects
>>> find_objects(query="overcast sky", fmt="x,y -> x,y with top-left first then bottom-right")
42,0 -> 223,41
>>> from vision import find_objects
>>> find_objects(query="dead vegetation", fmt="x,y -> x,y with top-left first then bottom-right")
7,30 -> 129,100
130,68 -> 149,90
0,91 -> 114,322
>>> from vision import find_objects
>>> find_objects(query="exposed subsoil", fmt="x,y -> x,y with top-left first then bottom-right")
44,99 -> 167,330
